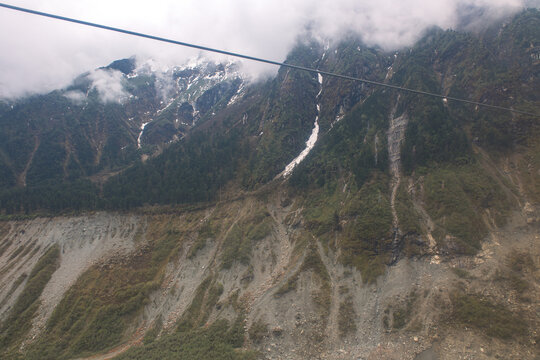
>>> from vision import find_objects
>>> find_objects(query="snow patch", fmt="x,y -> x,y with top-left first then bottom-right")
156,98 -> 176,116
227,82 -> 245,106
385,66 -> 394,81
137,121 -> 150,149
280,75 -> 323,177
317,73 -> 323,96
282,117 -> 319,177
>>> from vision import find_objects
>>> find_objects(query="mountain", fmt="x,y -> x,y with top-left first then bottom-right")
0,56 -> 245,210
0,8 -> 539,360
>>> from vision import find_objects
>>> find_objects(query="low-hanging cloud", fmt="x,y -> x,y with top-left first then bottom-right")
63,90 -> 85,104
88,69 -> 129,103
0,0 -> 532,99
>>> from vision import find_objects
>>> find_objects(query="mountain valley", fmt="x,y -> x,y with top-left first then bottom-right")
0,8 -> 539,360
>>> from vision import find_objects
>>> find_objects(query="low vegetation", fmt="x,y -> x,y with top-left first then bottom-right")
340,176 -> 393,283
338,298 -> 357,336
0,273 -> 28,309
121,273 -> 253,360
450,293 -> 527,340
0,245 -> 60,355
495,250 -> 536,302
116,319 -> 257,360
177,276 -> 223,332
274,240 -> 332,324
188,220 -> 217,259
394,183 -> 427,256
249,318 -> 269,343
274,273 -> 300,297
424,163 -> 511,254
221,209 -> 273,269
384,290 -> 418,331
142,316 -> 162,345
451,267 -> 473,280
294,172 -> 393,284
19,221 -> 185,359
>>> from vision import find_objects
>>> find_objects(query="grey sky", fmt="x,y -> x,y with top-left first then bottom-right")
0,0 -> 529,99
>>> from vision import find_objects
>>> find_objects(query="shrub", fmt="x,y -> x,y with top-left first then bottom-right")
451,293 -> 527,339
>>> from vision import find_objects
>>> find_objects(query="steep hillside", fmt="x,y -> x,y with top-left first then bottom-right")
0,57 -> 245,204
0,8 -> 539,360
0,185 -> 538,359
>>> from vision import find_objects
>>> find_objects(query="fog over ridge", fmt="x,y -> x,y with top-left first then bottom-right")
0,0 -> 533,99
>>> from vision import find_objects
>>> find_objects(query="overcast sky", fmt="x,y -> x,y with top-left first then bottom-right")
0,0 -> 535,99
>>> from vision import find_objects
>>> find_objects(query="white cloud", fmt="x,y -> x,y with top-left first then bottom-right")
88,69 -> 128,103
63,90 -> 86,104
0,0 -> 530,99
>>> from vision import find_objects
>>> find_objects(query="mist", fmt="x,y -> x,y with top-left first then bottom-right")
0,0 -> 530,99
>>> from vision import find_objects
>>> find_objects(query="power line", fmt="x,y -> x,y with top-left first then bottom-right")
0,2 -> 538,118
